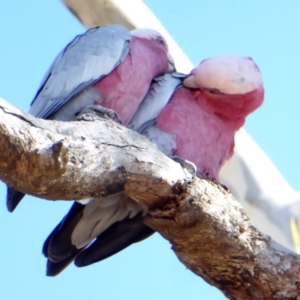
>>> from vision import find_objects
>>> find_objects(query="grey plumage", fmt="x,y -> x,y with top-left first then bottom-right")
30,25 -> 131,119
130,73 -> 183,132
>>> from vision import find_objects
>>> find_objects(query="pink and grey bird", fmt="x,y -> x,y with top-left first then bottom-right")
133,56 -> 264,179
6,24 -> 174,212
43,55 -> 264,276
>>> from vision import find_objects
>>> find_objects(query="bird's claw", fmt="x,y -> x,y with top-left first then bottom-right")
76,105 -> 121,123
196,172 -> 230,192
170,156 -> 197,178
209,178 -> 229,192
219,182 -> 230,192
127,124 -> 135,130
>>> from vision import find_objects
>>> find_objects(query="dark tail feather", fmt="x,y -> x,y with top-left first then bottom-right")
44,219 -> 82,276
44,205 -> 154,275
75,217 -> 154,267
46,248 -> 82,277
6,187 -> 26,212
43,202 -> 84,276
42,221 -> 63,258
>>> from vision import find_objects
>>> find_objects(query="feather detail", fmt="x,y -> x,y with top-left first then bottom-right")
30,25 -> 131,119
71,194 -> 143,249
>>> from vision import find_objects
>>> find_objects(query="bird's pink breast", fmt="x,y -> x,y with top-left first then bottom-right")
157,88 -> 235,179
92,37 -> 169,125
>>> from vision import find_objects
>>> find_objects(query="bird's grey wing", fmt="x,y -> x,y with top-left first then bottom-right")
129,72 -> 184,133
29,25 -> 131,119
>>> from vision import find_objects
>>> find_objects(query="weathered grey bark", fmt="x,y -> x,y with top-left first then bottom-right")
0,98 -> 189,205
1,97 -> 300,299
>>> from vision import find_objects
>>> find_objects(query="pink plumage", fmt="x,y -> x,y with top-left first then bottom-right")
91,35 -> 172,125
152,56 -> 264,178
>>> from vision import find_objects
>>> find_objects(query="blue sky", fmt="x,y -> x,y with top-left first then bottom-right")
1,1 -> 300,299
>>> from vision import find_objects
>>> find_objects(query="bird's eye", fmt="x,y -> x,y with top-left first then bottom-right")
206,88 -> 222,94
156,36 -> 168,50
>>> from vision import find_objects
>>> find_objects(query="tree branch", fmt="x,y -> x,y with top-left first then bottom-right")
145,179 -> 300,299
0,98 -> 189,206
1,96 -> 300,299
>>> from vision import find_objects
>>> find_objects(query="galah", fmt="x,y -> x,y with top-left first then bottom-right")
43,55 -> 264,276
6,24 -> 174,212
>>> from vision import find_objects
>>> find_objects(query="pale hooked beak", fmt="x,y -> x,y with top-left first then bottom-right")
183,75 -> 198,89
167,53 -> 176,73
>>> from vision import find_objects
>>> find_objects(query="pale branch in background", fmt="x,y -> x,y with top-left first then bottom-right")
0,97 -> 300,299
62,0 -> 135,30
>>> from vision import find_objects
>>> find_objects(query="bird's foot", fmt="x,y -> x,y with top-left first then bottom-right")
127,124 -> 135,130
170,156 -> 197,178
76,105 -> 120,123
196,172 -> 229,192
219,182 -> 230,192
210,179 -> 229,192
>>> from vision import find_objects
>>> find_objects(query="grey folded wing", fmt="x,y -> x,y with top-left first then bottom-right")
29,24 -> 131,119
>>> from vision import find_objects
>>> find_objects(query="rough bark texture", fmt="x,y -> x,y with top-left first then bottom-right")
145,179 -> 300,300
1,97 -> 300,299
0,98 -> 189,206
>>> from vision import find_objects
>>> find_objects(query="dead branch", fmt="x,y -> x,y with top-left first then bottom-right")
0,97 -> 300,299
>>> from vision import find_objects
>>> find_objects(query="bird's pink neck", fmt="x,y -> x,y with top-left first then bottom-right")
191,86 -> 264,130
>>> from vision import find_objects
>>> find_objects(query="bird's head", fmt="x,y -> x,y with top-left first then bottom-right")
183,56 -> 264,122
131,28 -> 175,72
131,28 -> 169,50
